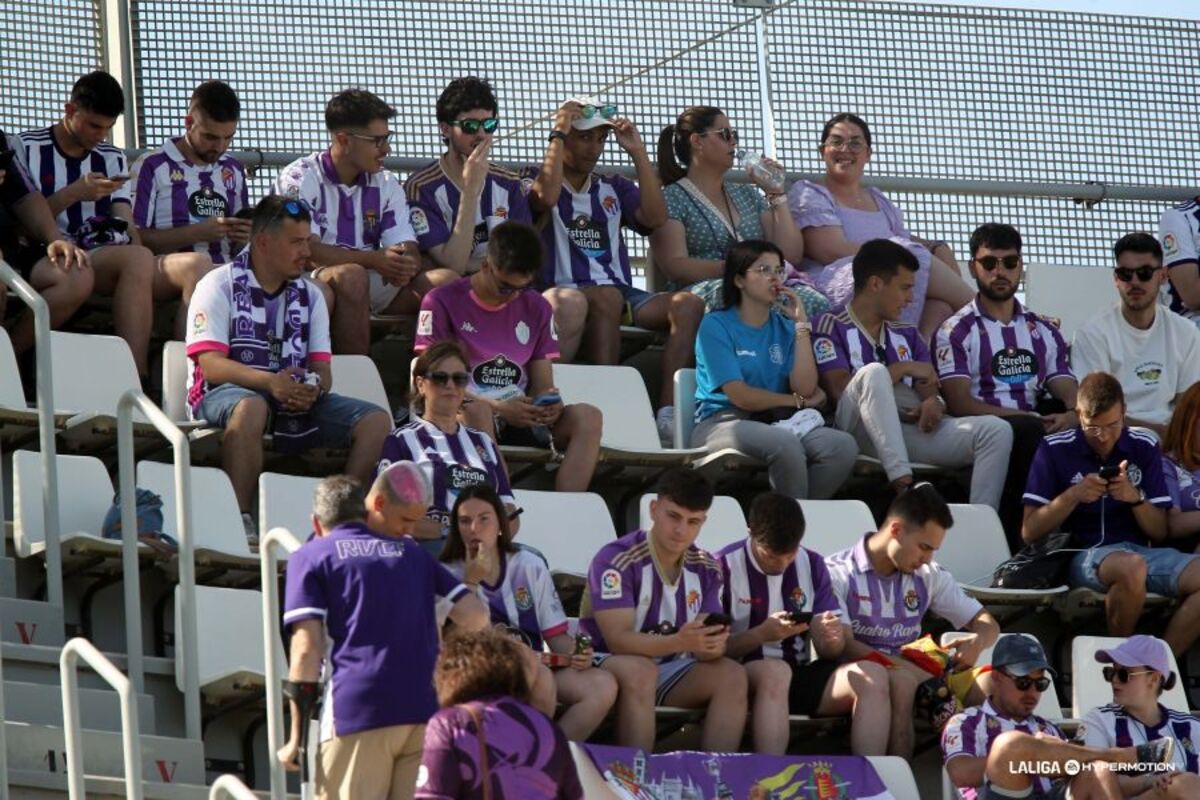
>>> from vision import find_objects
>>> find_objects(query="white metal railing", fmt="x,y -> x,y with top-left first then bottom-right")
60,637 -> 143,800
209,774 -> 260,799
0,606 -> 7,800
116,390 -> 201,740
262,526 -> 304,800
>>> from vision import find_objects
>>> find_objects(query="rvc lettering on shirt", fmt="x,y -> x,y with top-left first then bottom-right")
335,538 -> 408,560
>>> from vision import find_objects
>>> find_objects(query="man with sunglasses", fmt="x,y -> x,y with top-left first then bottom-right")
936,224 -> 1078,551
1072,233 -> 1200,441
414,221 -> 601,493
814,239 -> 1013,508
274,89 -> 420,355
405,76 -> 531,278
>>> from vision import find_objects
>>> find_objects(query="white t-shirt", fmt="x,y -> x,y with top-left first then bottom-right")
1071,304 -> 1200,426
1159,200 -> 1200,322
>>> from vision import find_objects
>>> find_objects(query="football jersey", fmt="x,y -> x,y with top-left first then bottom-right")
1164,456 -> 1200,513
813,308 -> 930,380
1078,703 -> 1199,774
443,549 -> 568,650
716,540 -> 843,665
942,700 -> 1065,799
16,126 -> 130,235
273,150 -> 415,251
825,533 -> 982,655
130,137 -> 249,263
1158,198 -> 1200,321
579,529 -> 724,663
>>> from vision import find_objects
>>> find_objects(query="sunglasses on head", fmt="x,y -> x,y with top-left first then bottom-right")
999,669 -> 1051,692
1114,265 -> 1158,283
264,198 -> 312,227
425,370 -> 470,388
449,117 -> 499,135
1103,665 -> 1156,684
974,255 -> 1022,272
699,127 -> 738,144
581,103 -> 617,120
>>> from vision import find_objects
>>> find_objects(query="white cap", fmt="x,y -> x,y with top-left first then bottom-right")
564,95 -> 616,131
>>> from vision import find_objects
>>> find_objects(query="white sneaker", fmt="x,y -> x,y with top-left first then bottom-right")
656,406 -> 676,448
242,512 -> 259,548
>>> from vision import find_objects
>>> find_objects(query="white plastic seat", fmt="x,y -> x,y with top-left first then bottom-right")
1070,635 -> 1189,717
138,460 -> 255,566
1024,263 -> 1117,342
258,472 -> 319,544
673,367 -> 760,472
940,504 -> 1068,606
331,354 -> 391,413
796,499 -> 875,556
941,631 -> 1068,721
161,340 -> 193,423
638,493 -> 746,555
178,584 -> 284,701
512,489 -> 616,577
866,756 -> 920,800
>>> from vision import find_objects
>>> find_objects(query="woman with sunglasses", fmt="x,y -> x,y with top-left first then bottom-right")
441,485 -> 618,742
374,341 -> 519,548
789,113 -> 972,340
651,106 -> 830,317
692,240 -> 857,499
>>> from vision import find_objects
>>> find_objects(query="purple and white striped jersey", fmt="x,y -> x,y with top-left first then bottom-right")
130,137 -> 248,263
580,529 -> 724,663
16,126 -> 130,235
374,417 -> 514,529
935,298 -> 1073,411
825,533 -> 983,655
522,167 -> 648,289
716,540 -> 843,666
1158,198 -> 1200,321
1079,703 -> 1200,774
942,700 -> 1065,799
813,308 -> 930,379
273,150 -> 415,251
444,549 -> 569,651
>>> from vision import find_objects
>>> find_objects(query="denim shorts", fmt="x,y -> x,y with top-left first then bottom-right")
592,653 -> 699,706
197,383 -> 385,449
1069,542 -> 1200,596
616,283 -> 657,316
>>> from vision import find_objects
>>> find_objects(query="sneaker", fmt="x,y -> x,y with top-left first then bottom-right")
242,512 -> 259,549
656,406 -> 675,448
1133,737 -> 1175,771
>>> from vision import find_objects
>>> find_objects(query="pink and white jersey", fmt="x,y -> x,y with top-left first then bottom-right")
444,549 -> 568,651
273,150 -> 415,251
825,533 -> 982,655
580,529 -> 724,663
942,700 -> 1065,799
414,277 -> 559,401
16,126 -> 130,235
935,298 -> 1073,411
130,137 -> 249,263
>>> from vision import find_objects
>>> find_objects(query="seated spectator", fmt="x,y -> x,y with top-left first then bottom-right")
814,239 -> 1013,507
1162,383 -> 1200,543
826,483 -> 999,757
524,98 -> 702,444
415,221 -> 601,493
1021,372 -> 1200,655
649,105 -> 829,318
717,492 -> 889,756
440,484 -> 618,741
131,80 -> 250,266
1157,197 -> 1200,325
579,468 -> 748,753
942,634 -> 1133,800
1078,635 -> 1200,797
789,112 -> 971,340
416,630 -> 584,800
406,76 -> 531,278
17,70 -> 211,380
278,463 -> 489,799
375,340 -> 517,544
693,239 -> 857,499
937,223 -> 1078,551
274,88 -> 420,354
185,196 -> 392,542
1072,233 -> 1200,440
0,127 -> 92,356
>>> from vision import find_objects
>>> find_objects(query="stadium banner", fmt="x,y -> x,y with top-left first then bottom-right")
584,743 -> 894,799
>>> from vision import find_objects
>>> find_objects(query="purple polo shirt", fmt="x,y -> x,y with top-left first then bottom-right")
812,308 -> 931,377
1022,427 -> 1171,548
282,521 -> 470,738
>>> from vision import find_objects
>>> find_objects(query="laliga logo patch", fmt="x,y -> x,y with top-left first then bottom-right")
514,586 -> 533,611
1164,233 -> 1178,256
903,589 -> 920,612
192,311 -> 207,335
813,337 -> 836,364
410,207 -> 430,235
600,568 -> 622,599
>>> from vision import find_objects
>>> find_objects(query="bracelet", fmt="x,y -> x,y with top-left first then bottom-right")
767,194 -> 788,208
548,130 -> 567,144
793,393 -> 807,409
794,321 -> 812,336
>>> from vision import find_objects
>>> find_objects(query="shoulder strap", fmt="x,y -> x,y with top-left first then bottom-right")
461,702 -> 491,800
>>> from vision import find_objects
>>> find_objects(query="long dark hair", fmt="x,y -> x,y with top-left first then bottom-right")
440,483 -> 516,563
820,112 -> 872,148
409,340 -> 470,417
720,239 -> 784,310
656,105 -> 724,185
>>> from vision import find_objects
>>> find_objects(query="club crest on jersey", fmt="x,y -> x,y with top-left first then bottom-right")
494,206 -> 508,220
410,207 -> 430,235
686,590 -> 701,613
1127,464 -> 1143,487
896,343 -> 910,361
986,716 -> 1001,731
221,166 -> 236,189
364,209 -> 377,232
903,589 -> 920,612
515,320 -> 531,345
514,586 -> 533,611
169,168 -> 185,183
600,568 -> 622,599
769,343 -> 784,365
790,587 -> 808,610
601,195 -> 618,216
813,337 -> 837,364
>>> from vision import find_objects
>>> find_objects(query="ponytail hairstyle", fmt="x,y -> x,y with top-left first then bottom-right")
656,105 -> 724,185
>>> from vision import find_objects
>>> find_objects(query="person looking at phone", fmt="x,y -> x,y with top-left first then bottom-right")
693,239 -> 857,499
415,221 -> 601,493
438,484 -> 618,741
580,468 -> 748,752
1022,372 -> 1200,655
716,492 -> 889,756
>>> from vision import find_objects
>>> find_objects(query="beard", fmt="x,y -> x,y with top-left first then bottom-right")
977,279 -> 1018,302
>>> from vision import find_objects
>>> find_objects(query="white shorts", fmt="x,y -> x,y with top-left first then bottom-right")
309,266 -> 403,314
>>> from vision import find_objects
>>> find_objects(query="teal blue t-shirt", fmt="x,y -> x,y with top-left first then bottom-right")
694,307 -> 795,421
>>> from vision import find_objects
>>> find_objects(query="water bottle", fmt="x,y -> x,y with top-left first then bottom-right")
737,148 -> 786,192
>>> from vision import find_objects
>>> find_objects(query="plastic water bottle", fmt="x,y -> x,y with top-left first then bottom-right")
737,148 -> 786,192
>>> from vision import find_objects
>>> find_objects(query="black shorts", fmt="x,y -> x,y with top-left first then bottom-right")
2,241 -> 44,280
787,659 -> 842,715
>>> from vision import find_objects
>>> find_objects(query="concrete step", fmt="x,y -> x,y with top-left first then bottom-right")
5,719 -> 206,785
4,679 -> 156,732
0,554 -> 16,598
0,598 -> 64,646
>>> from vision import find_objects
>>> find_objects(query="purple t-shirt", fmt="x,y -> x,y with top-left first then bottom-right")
1023,427 -> 1172,548
415,277 -> 560,401
282,522 -> 470,738
813,308 -> 931,378
579,529 -> 724,663
415,696 -> 583,800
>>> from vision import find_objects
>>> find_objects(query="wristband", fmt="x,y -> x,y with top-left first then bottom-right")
794,320 -> 812,336
548,130 -> 567,144
793,393 -> 806,409
283,679 -> 322,718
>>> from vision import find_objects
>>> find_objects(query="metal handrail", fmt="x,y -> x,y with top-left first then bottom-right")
209,774 -> 260,799
116,390 -> 201,740
262,527 -> 304,800
0,603 -> 8,800
60,637 -> 143,800
0,259 -> 63,611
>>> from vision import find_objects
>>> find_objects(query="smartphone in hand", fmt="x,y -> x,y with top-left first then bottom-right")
533,392 -> 561,407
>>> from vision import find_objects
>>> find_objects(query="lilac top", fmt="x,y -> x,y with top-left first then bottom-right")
942,700 -> 1065,799
415,696 -> 583,800
1164,455 -> 1200,513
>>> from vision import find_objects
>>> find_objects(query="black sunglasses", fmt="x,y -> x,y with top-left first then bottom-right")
1114,265 -> 1159,283
1102,665 -> 1155,684
425,370 -> 470,388
449,117 -> 499,135
974,255 -> 1022,272
999,669 -> 1050,692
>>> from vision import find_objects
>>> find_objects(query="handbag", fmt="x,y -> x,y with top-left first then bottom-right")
461,702 -> 492,800
990,531 -> 1076,589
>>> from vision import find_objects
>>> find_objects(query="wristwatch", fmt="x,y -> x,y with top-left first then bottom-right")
548,130 -> 567,144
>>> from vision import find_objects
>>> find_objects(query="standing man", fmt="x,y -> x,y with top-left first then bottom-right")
1072,233 -> 1200,440
274,88 -> 420,355
813,238 -> 1013,507
279,462 -> 489,799
131,80 -> 250,265
936,223 -> 1078,550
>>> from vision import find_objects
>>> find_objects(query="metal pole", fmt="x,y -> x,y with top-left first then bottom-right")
262,527 -> 304,800
751,5 -> 779,158
209,774 -> 260,800
99,0 -> 139,149
0,608 -> 8,800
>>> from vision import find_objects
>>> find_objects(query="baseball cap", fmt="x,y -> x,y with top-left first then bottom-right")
1095,635 -> 1173,680
565,96 -> 616,131
992,634 -> 1055,678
